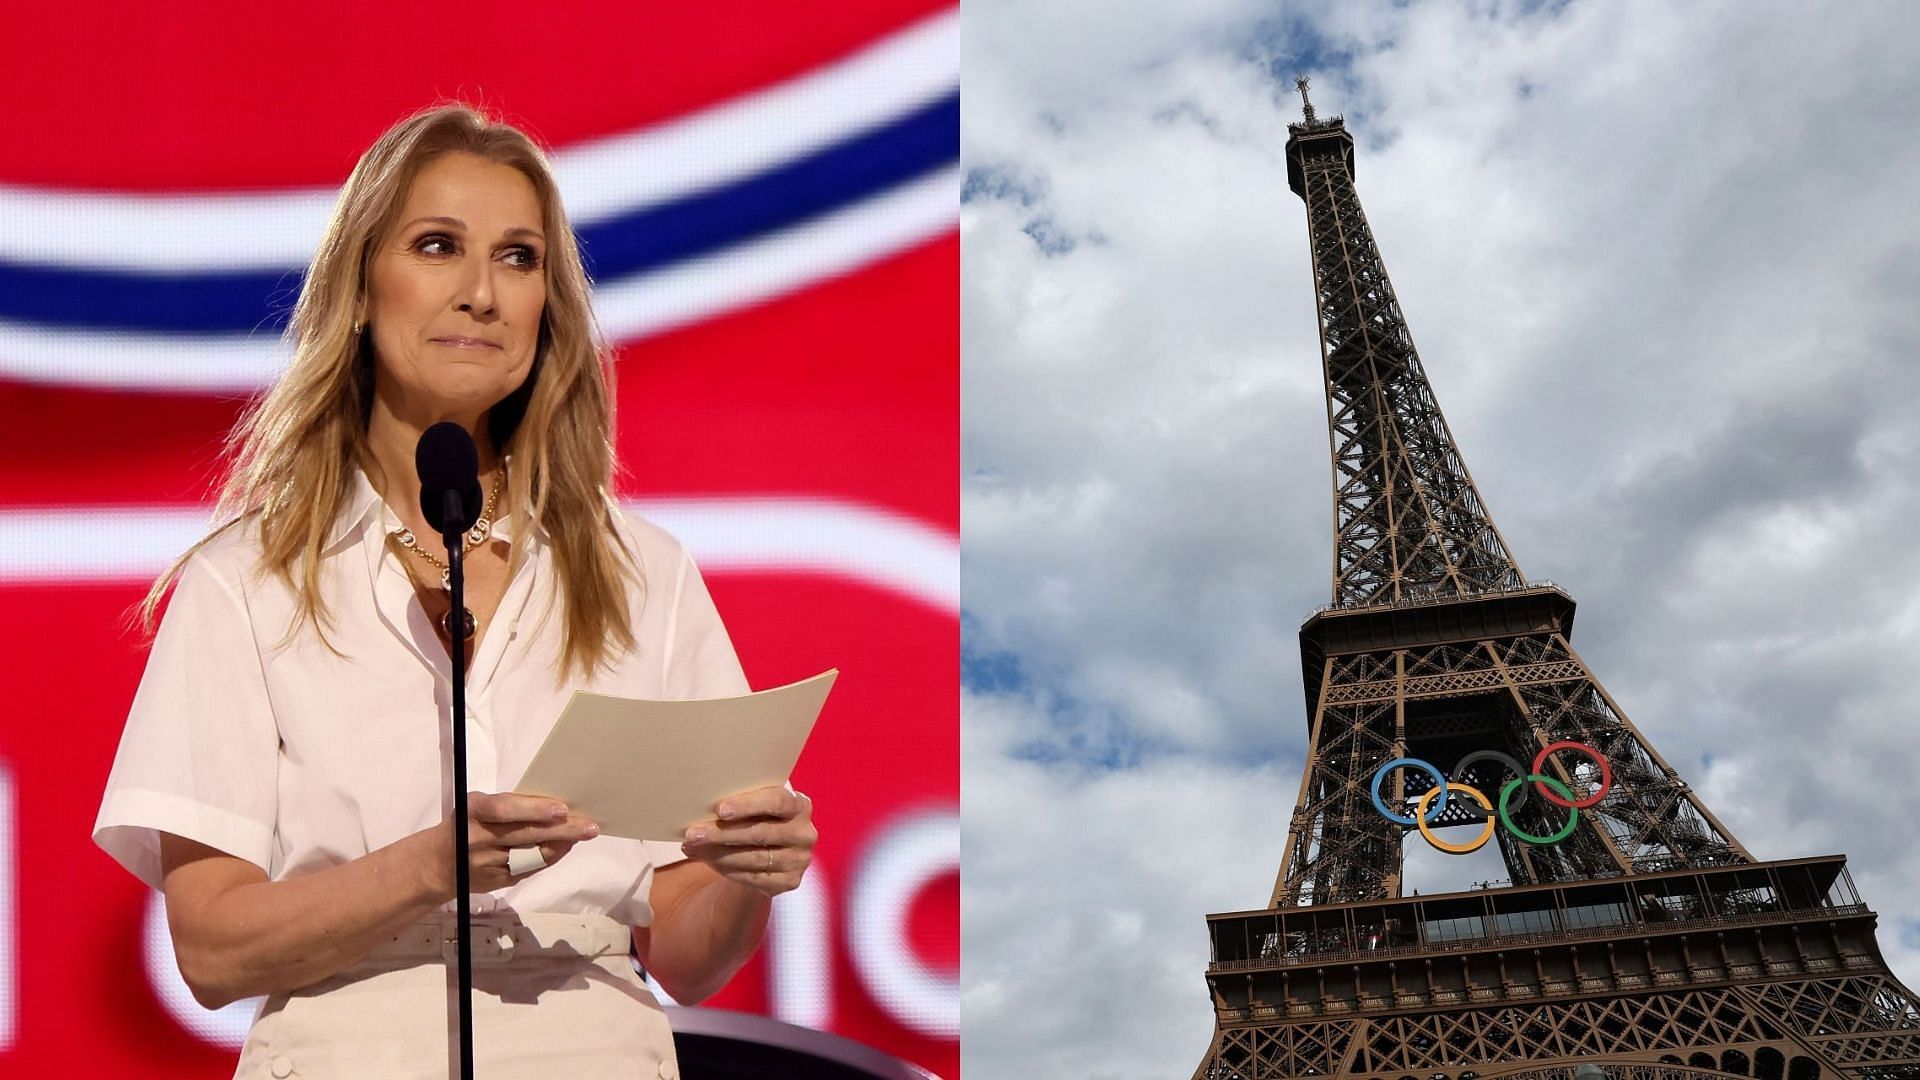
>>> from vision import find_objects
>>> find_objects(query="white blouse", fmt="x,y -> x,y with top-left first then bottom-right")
92,468 -> 748,926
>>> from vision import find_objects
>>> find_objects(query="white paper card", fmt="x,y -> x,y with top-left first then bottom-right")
511,669 -> 836,841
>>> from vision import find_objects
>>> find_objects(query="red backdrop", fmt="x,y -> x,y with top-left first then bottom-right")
0,3 -> 957,1076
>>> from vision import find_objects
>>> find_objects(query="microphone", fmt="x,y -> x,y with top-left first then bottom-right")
415,419 -> 482,1080
415,422 -> 483,540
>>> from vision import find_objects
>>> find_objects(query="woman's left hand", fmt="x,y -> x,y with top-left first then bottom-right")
680,786 -> 815,897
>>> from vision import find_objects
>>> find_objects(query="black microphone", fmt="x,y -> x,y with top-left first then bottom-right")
415,421 -> 483,540
415,419 -> 482,1080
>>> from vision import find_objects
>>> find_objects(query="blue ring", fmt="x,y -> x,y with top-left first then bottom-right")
1370,757 -> 1449,826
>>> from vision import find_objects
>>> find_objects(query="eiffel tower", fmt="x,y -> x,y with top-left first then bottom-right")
1189,79 -> 1920,1080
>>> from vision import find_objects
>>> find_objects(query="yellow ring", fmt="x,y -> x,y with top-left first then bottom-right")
1414,782 -> 1495,854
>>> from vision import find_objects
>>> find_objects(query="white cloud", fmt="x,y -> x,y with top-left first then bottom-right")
963,0 -> 1920,1076
961,688 -> 1290,1077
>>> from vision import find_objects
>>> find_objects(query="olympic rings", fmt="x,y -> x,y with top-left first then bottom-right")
1498,775 -> 1579,844
1370,757 -> 1448,825
1370,741 -> 1611,853
1533,741 -> 1611,809
1450,749 -> 1534,821
1416,783 -> 1495,854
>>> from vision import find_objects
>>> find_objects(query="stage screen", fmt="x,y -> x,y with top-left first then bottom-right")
0,4 -> 957,1077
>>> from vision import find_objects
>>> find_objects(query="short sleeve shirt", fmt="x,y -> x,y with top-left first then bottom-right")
92,468 -> 749,926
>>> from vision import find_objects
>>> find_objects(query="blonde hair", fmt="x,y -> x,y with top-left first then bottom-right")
141,102 -> 638,677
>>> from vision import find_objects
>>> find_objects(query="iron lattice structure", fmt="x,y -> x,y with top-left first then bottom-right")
1190,81 -> 1920,1079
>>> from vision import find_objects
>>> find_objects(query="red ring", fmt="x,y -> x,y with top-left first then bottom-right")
1532,740 -> 1611,809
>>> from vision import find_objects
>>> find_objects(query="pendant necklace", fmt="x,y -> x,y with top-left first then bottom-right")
389,469 -> 505,641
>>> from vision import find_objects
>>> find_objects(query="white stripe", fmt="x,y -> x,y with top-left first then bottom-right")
0,497 -> 958,613
0,9 -> 956,273
554,11 -> 955,224
0,166 -> 958,393
770,868 -> 833,1030
637,496 -> 957,613
594,164 -> 956,343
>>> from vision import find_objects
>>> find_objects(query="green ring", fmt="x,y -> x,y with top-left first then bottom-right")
1498,775 -> 1579,844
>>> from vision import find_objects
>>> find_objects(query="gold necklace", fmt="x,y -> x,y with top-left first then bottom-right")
389,469 -> 505,639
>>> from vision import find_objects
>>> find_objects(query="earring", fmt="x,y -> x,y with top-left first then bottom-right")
352,319 -> 363,335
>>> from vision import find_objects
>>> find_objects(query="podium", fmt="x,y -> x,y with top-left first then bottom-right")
669,1008 -> 938,1080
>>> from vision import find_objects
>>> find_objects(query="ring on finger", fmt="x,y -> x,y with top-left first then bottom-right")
507,846 -> 548,877
761,846 -> 772,873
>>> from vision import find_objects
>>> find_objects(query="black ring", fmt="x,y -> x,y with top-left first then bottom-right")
1448,750 -> 1531,822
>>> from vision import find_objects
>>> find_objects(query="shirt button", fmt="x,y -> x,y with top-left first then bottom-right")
657,1062 -> 678,1080
269,1055 -> 295,1078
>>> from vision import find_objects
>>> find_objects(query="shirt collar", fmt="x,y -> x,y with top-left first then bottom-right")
324,463 -> 541,552
324,467 -> 384,551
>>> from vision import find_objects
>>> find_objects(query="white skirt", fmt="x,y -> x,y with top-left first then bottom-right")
234,911 -> 679,1080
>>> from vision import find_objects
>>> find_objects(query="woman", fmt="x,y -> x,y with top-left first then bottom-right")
91,103 -> 815,1078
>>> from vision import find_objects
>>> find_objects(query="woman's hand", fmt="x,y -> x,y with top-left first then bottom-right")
423,792 -> 600,898
679,786 -> 815,897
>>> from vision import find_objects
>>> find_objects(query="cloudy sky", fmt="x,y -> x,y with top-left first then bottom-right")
958,2 -> 1920,1076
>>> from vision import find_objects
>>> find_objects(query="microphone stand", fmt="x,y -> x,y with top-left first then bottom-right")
443,489 -> 476,1080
